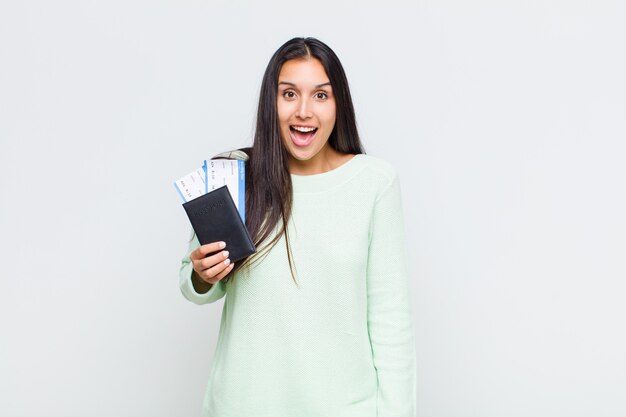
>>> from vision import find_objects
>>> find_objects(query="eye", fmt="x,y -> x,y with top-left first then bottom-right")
282,90 -> 296,99
315,92 -> 328,100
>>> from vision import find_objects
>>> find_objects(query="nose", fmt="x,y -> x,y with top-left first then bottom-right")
295,97 -> 312,119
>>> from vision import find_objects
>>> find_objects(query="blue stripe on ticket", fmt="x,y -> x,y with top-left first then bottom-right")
202,160 -> 208,194
238,160 -> 245,222
173,182 -> 187,203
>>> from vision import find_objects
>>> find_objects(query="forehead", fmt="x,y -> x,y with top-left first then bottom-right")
278,58 -> 330,86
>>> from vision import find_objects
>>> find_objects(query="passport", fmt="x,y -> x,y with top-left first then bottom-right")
182,185 -> 256,263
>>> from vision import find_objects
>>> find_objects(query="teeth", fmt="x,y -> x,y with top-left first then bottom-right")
292,126 -> 317,133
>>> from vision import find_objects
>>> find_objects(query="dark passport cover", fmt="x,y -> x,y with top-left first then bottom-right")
183,185 -> 256,263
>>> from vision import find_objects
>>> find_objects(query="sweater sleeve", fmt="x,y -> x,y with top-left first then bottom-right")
366,172 -> 417,417
179,233 -> 227,305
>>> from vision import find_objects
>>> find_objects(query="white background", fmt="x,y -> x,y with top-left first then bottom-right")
1,1 -> 625,416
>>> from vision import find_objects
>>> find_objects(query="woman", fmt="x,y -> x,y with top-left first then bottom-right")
180,37 -> 416,416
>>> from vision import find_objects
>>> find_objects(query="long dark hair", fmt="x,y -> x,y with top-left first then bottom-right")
224,37 -> 365,285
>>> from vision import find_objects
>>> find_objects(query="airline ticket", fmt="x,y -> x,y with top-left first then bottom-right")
174,159 -> 246,222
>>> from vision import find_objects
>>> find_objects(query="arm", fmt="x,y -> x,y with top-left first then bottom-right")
179,233 -> 227,305
367,172 -> 417,416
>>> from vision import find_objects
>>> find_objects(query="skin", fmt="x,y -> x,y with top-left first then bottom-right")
191,57 -> 355,291
276,58 -> 343,175
277,57 -> 355,175
191,241 -> 233,292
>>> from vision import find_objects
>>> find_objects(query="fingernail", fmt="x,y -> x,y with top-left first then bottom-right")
219,241 -> 226,248
223,251 -> 229,258
224,258 -> 231,266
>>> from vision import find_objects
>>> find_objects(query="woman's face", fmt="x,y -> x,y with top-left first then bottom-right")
276,58 -> 337,174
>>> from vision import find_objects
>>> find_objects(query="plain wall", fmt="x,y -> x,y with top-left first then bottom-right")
1,1 -> 624,416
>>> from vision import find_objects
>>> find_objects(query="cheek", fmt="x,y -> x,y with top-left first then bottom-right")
276,101 -> 290,123
323,111 -> 337,129
322,103 -> 337,127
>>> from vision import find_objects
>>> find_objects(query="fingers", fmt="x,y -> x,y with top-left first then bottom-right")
197,249 -> 230,272
190,241 -> 226,261
207,261 -> 235,284
196,257 -> 235,285
191,242 -> 235,284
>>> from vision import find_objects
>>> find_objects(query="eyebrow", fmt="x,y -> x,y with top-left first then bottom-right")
278,81 -> 332,89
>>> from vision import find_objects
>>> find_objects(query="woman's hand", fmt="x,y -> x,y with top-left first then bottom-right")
190,241 -> 235,285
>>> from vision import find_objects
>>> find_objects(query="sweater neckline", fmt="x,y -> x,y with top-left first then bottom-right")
290,153 -> 365,193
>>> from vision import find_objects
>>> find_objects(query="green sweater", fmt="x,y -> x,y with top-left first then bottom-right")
179,154 -> 416,417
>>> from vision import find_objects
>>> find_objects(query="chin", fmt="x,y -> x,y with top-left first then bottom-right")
288,151 -> 313,161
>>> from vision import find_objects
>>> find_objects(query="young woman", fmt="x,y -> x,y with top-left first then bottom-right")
180,37 -> 416,416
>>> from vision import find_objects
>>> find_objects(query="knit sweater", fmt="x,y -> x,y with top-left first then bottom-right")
179,153 -> 416,417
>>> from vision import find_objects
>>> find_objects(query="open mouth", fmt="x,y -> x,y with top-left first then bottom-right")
289,125 -> 318,146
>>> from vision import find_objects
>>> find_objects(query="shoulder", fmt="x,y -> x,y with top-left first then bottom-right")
357,153 -> 397,177
354,153 -> 399,189
342,153 -> 402,205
